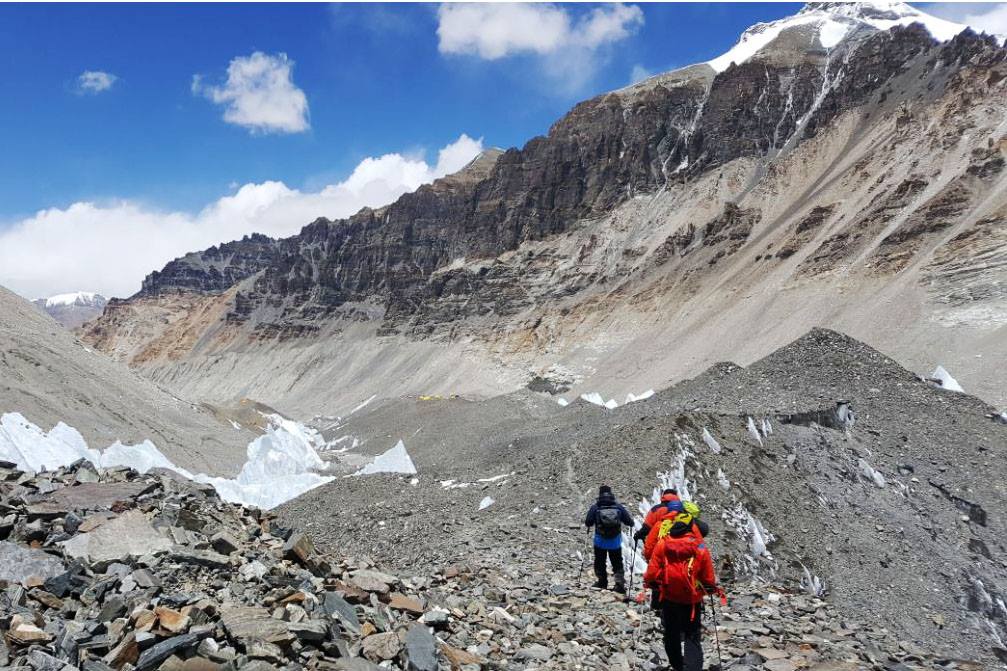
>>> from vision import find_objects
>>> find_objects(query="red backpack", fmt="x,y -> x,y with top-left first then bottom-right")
655,533 -> 703,604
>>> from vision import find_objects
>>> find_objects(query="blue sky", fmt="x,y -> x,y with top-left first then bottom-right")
0,2 -> 1003,299
0,3 -> 807,219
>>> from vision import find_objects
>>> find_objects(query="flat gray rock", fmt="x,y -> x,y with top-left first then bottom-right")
405,623 -> 438,671
0,541 -> 65,585
27,481 -> 155,517
219,606 -> 295,644
61,510 -> 171,562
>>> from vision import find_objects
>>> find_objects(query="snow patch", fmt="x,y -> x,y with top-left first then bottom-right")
353,440 -> 417,476
931,365 -> 965,393
477,472 -> 514,483
817,19 -> 850,48
556,398 -> 569,407
478,496 -> 495,511
0,412 -> 333,510
760,418 -> 773,437
350,395 -> 377,415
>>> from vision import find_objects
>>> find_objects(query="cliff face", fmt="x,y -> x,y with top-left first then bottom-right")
138,233 -> 279,296
83,9 -> 1007,412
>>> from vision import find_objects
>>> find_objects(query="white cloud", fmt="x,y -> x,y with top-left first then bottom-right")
77,70 -> 117,94
437,3 -> 643,92
0,134 -> 483,299
924,3 -> 1007,42
629,64 -> 653,84
193,51 -> 310,134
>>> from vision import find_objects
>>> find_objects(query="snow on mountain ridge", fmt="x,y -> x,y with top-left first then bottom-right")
43,291 -> 104,308
707,1 -> 968,73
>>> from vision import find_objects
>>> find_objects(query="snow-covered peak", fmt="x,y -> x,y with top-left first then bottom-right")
43,291 -> 105,308
801,2 -> 966,41
707,1 -> 967,73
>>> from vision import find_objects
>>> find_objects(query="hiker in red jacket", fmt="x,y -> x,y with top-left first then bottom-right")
643,515 -> 718,671
637,492 -> 710,562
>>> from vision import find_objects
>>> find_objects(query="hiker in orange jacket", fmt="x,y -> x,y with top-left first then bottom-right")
643,517 -> 718,671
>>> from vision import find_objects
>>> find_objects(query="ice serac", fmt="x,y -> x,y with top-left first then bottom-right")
83,2 -> 1007,412
0,410 -> 332,510
354,440 -> 417,476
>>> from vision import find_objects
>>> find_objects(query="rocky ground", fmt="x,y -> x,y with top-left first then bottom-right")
279,330 -> 1007,665
0,456 -> 992,671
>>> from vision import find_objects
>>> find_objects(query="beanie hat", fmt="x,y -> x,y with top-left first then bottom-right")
599,485 -> 613,496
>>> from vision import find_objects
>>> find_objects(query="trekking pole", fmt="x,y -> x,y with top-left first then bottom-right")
623,539 -> 639,603
707,591 -> 725,671
576,529 -> 590,581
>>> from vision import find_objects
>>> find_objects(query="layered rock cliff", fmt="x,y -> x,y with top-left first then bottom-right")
83,3 -> 1007,413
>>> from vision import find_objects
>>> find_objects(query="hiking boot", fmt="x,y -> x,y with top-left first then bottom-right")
592,580 -> 607,589
613,583 -> 626,595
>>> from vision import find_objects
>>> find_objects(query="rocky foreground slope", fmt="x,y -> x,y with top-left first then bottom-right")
83,3 -> 1007,413
278,330 -> 1007,665
0,452 -> 991,671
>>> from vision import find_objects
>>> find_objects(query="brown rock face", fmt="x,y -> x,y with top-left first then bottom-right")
123,25 -> 973,337
79,15 -> 1007,410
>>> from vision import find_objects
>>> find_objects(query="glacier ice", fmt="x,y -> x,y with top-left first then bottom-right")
858,458 -> 887,488
717,468 -> 731,491
0,412 -> 334,510
931,366 -> 965,393
702,427 -> 722,454
353,440 -> 417,476
747,417 -> 763,445
625,389 -> 655,404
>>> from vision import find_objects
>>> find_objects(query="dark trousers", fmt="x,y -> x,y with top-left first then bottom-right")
660,601 -> 703,671
593,546 -> 624,587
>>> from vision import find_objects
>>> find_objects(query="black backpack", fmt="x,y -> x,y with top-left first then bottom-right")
596,505 -> 623,539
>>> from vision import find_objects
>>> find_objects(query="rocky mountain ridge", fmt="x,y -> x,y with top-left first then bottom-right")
82,3 -> 1007,414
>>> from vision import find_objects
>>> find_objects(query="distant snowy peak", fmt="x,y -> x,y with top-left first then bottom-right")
707,1 -> 968,73
42,291 -> 106,308
32,292 -> 108,329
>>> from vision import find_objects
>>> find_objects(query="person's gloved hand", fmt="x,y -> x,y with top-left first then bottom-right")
632,527 -> 648,542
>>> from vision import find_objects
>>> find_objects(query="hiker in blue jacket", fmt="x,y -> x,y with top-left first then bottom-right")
584,485 -> 634,593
